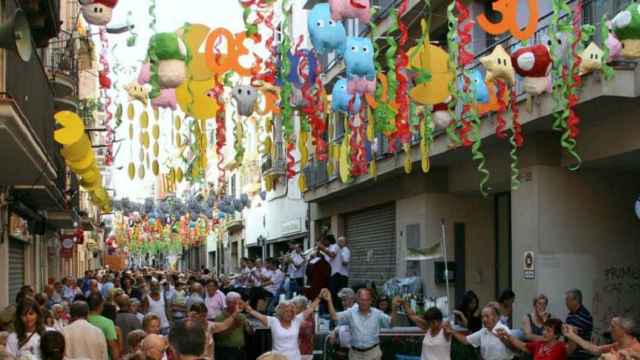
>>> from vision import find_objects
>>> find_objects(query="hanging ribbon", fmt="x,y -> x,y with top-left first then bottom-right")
395,0 -> 411,148
149,0 -> 157,34
600,15 -> 615,81
510,87 -> 523,190
384,9 -> 400,152
446,1 -> 462,147
279,0 -> 295,178
99,27 -> 114,166
564,0 -> 585,170
495,80 -> 508,139
370,11 -> 396,139
300,51 -> 327,161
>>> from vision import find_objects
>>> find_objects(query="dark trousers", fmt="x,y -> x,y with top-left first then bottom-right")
329,273 -> 349,310
215,347 -> 245,360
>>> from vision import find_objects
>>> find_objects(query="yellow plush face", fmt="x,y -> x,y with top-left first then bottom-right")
125,82 -> 149,105
621,39 -> 640,59
480,45 -> 515,86
579,42 -> 604,75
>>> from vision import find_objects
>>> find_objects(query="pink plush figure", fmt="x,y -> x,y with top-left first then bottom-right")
329,0 -> 371,24
151,88 -> 177,111
138,63 -> 151,85
606,22 -> 623,61
347,76 -> 375,96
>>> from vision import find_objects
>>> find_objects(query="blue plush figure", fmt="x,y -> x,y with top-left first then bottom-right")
344,37 -> 375,80
471,70 -> 489,104
308,4 -> 347,55
332,78 -> 361,113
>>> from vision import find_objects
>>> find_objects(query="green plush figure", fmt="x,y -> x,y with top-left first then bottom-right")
611,3 -> 640,59
147,32 -> 187,98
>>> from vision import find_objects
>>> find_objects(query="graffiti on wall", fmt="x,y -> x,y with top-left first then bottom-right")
592,265 -> 640,331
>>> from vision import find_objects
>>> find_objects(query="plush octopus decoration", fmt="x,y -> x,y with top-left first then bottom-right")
146,32 -> 188,99
611,3 -> 640,59
329,0 -> 371,23
308,4 -> 347,55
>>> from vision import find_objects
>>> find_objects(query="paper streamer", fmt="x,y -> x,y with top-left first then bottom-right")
565,0 -> 584,169
300,51 -> 327,161
445,1 -> 461,147
385,9 -> 400,152
279,0 -> 295,178
395,0 -> 411,147
99,28 -> 114,166
149,0 -> 157,34
600,15 -> 615,81
370,10 -> 396,138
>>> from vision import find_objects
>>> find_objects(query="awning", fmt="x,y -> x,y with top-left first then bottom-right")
266,232 -> 307,245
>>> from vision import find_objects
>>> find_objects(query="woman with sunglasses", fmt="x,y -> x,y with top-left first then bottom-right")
6,297 -> 47,359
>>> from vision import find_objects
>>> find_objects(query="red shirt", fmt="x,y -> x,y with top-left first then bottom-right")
526,341 -> 567,360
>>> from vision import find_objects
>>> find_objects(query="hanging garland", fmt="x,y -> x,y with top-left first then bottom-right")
600,14 -> 615,81
454,0 -> 490,195
395,0 -> 411,157
445,2 -> 462,147
279,0 -> 295,179
384,8 -> 400,152
99,27 -> 114,166
370,10 -> 396,139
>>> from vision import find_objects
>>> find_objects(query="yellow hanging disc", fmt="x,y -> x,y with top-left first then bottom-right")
129,124 -> 134,140
176,168 -> 183,182
175,115 -> 181,129
53,111 -> 85,145
152,124 -> 160,140
138,164 -> 145,179
153,142 -> 159,157
128,162 -> 135,180
140,111 -> 149,129
152,160 -> 159,176
128,103 -> 135,121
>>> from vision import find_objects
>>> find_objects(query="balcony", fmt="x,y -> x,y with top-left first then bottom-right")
17,0 -> 61,47
46,33 -> 79,112
224,213 -> 244,232
304,0 -> 640,201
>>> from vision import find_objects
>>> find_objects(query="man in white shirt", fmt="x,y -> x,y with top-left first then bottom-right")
446,304 -> 514,360
319,235 -> 351,310
62,301 -> 109,360
262,258 -> 285,314
286,242 -> 306,297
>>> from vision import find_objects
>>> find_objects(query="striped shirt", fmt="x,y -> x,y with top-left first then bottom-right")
566,305 -> 593,359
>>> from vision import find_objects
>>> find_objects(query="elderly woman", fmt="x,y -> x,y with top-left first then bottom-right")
397,298 -> 451,360
245,292 -> 324,360
563,316 -> 640,359
291,296 -> 315,360
523,294 -> 551,341
498,318 -> 566,360
49,305 -> 67,333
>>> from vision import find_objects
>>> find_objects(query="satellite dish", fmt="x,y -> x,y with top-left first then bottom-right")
0,9 -> 32,62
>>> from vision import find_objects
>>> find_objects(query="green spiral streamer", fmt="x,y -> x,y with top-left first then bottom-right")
385,10 -> 398,102
509,130 -> 520,191
463,74 -> 490,196
408,3 -> 433,87
549,0 -> 572,132
279,0 -> 294,141
148,39 -> 161,99
234,110 -> 245,164
445,1 -> 461,147
149,0 -> 157,34
600,15 -> 615,81
370,8 -> 395,136
127,11 -> 138,47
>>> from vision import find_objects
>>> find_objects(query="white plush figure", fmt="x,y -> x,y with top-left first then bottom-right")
79,0 -> 118,26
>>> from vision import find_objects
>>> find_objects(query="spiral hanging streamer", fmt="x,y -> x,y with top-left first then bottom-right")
445,1 -> 461,147
563,0 -> 585,170
99,27 -> 114,166
394,0 -> 411,146
149,0 -> 157,34
600,15 -> 615,81
384,9 -> 400,152
279,0 -> 295,178
370,9 -> 395,138
300,51 -> 327,161
495,80 -> 508,139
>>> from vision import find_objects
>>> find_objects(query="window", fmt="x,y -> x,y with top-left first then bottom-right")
406,224 -> 421,277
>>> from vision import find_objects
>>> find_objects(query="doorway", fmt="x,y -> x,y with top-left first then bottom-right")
495,193 -> 512,298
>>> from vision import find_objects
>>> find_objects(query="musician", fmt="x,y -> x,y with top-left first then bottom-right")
318,235 -> 351,310
285,242 -> 306,297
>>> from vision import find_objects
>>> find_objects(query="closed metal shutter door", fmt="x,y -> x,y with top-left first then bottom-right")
345,204 -> 396,286
9,239 -> 25,304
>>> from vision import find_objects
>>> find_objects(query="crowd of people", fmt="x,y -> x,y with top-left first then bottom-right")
0,235 -> 638,360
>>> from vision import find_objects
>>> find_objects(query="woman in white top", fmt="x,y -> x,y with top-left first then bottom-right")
244,291 -> 325,360
397,298 -> 451,360
6,297 -> 46,359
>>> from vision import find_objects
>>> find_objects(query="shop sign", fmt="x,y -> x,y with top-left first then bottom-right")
9,213 -> 30,242
60,234 -> 76,258
523,251 -> 535,280
281,218 -> 302,235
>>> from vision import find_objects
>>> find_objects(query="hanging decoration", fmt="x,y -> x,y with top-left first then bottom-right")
329,0 -> 371,23
445,1 -> 461,147
476,0 -> 539,41
308,4 -> 347,55
79,0 -> 119,26
231,85 -> 259,117
54,111 -> 112,212
394,0 -> 412,172
601,17 -> 618,80
146,32 -> 188,99
124,82 -> 149,105
611,3 -> 640,59
511,44 -> 552,96
98,27 -> 114,166
279,0 -> 296,179
578,42 -> 604,76
332,79 -> 362,114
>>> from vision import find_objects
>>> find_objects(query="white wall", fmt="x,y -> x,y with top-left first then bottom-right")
244,204 -> 267,245
264,175 -> 307,241
512,166 -> 640,330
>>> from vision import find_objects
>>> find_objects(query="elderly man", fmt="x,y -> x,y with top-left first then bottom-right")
51,304 -> 67,332
204,279 -> 226,321
63,301 -> 109,360
214,292 -> 252,360
565,288 -> 593,360
142,334 -> 168,360
186,282 -> 205,311
564,316 -> 640,358
116,294 -> 142,353
326,288 -> 396,360
445,303 -> 514,360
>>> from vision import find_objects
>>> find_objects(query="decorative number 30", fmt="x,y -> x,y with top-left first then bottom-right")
205,28 -> 261,77
477,0 -> 539,41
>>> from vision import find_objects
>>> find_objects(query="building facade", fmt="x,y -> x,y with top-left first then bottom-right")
302,0 -> 640,331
